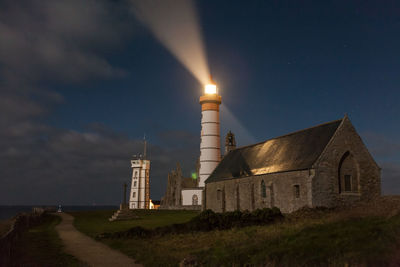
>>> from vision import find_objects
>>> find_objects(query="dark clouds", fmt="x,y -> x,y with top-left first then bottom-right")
0,0 -> 129,82
0,0 -> 198,204
0,0 -> 398,205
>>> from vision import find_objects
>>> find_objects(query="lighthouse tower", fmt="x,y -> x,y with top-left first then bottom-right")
180,78 -> 222,208
199,79 -> 222,187
129,138 -> 150,209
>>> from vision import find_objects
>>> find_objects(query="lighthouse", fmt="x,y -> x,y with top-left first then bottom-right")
179,78 -> 222,208
198,79 -> 222,187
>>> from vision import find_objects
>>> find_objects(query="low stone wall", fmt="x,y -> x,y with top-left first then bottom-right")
0,210 -> 47,266
159,205 -> 202,211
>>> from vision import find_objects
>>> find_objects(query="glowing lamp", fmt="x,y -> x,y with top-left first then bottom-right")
205,83 -> 217,94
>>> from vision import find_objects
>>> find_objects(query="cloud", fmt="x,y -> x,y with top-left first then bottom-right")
0,0 -> 130,83
0,0 -> 200,205
0,122 -> 199,204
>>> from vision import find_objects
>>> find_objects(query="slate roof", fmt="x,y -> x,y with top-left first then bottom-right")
205,119 -> 343,183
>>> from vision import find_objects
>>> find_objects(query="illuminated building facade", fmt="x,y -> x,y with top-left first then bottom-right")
204,116 -> 381,213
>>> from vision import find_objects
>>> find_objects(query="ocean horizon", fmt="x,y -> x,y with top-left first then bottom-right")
0,205 -> 119,220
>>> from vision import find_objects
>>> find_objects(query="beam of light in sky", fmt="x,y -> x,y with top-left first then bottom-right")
221,103 -> 256,147
131,0 -> 210,85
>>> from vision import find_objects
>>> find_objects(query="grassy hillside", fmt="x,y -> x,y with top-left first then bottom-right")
72,197 -> 400,266
10,214 -> 85,266
70,209 -> 200,238
0,219 -> 14,237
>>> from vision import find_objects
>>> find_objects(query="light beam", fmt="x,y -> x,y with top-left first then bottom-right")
131,0 -> 210,85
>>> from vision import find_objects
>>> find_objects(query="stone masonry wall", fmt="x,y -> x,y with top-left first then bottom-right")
205,169 -> 311,213
312,117 -> 381,207
205,117 -> 381,213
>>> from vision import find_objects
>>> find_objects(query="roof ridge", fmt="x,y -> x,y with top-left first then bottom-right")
233,118 -> 343,151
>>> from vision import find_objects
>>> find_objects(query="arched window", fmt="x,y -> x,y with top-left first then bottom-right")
134,181 -> 137,187
132,192 -> 136,198
217,189 -> 222,201
236,185 -> 240,210
338,151 -> 359,193
261,180 -> 267,198
192,194 -> 198,205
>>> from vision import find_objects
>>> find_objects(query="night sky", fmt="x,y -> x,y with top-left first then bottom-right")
1,0 -> 399,205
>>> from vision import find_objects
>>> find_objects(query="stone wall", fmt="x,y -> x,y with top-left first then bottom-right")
205,169 -> 310,213
160,163 -> 199,209
160,163 -> 183,207
0,211 -> 46,266
205,117 -> 381,213
312,116 -> 381,207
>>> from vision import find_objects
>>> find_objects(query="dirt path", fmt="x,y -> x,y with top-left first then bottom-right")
55,213 -> 141,267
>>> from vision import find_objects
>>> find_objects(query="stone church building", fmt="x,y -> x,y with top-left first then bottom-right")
160,163 -> 201,209
204,116 -> 381,213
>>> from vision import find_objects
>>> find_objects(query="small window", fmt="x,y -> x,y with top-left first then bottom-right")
294,185 -> 300,198
217,189 -> 222,201
261,180 -> 267,198
344,175 -> 352,192
134,181 -> 137,187
133,192 -> 136,198
192,194 -> 198,205
134,171 -> 138,178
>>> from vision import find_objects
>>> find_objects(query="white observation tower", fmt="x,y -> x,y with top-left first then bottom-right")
199,77 -> 222,187
129,138 -> 150,209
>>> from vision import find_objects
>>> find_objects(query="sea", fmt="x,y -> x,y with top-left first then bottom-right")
0,205 -> 119,220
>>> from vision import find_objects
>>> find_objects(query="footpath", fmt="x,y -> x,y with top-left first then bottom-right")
55,213 -> 141,267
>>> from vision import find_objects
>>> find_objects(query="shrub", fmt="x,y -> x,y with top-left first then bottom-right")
100,208 -> 283,239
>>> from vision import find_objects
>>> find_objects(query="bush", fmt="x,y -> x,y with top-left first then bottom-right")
100,208 -> 283,239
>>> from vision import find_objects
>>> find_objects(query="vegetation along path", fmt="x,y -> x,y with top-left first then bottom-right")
55,212 -> 141,267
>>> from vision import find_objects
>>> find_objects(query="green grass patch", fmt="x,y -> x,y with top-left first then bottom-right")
11,214 -> 85,266
195,215 -> 400,266
72,208 -> 400,266
70,209 -> 200,238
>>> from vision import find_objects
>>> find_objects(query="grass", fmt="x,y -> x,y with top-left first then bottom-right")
11,214 -> 85,267
193,215 -> 400,266
0,218 -> 14,237
71,200 -> 400,267
70,209 -> 200,238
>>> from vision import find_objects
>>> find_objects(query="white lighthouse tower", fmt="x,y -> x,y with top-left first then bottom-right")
198,79 -> 222,187
180,78 -> 222,208
129,139 -> 150,209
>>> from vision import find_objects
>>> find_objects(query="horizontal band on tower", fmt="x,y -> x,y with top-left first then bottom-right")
201,121 -> 220,125
201,134 -> 220,137
201,103 -> 220,111
201,147 -> 221,150
200,160 -> 220,163
199,94 -> 222,104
